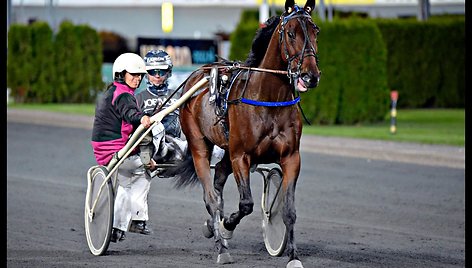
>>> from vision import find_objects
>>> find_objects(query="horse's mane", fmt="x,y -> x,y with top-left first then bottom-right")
244,16 -> 281,67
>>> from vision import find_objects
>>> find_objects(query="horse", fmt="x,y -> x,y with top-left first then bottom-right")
170,0 -> 321,267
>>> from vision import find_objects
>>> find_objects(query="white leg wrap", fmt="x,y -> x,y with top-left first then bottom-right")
219,219 -> 233,239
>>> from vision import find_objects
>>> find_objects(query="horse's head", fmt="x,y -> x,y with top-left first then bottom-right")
279,0 -> 321,92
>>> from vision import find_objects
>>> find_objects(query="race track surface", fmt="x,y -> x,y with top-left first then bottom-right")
6,114 -> 465,267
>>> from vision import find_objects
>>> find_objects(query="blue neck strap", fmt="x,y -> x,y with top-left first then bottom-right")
240,96 -> 300,107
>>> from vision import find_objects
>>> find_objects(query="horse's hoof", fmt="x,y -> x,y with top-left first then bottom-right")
219,219 -> 233,239
202,219 -> 214,238
217,252 -> 234,264
286,259 -> 304,268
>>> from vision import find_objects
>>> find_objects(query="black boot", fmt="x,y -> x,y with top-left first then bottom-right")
110,228 -> 126,243
129,220 -> 151,235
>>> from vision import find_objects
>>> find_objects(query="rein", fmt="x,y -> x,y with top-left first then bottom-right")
200,65 -> 287,75
201,64 -> 299,107
148,72 -> 194,116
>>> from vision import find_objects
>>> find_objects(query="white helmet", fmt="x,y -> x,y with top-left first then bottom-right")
112,52 -> 147,81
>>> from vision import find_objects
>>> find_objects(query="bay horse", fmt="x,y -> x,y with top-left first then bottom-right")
171,0 -> 320,267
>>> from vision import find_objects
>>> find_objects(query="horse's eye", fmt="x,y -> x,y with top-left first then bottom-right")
288,32 -> 295,39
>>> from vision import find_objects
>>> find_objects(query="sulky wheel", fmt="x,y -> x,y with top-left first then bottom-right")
261,167 -> 288,257
84,166 -> 114,256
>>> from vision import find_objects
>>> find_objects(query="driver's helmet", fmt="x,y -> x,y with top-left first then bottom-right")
112,52 -> 147,82
144,50 -> 173,79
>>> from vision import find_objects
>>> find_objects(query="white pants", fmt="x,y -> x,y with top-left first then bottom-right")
113,154 -> 152,231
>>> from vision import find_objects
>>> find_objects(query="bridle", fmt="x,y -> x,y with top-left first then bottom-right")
278,5 -> 320,86
194,5 -> 320,121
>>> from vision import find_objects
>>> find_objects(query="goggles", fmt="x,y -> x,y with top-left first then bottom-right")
147,69 -> 170,77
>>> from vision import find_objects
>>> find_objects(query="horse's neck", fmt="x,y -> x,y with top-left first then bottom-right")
254,32 -> 293,99
258,34 -> 285,71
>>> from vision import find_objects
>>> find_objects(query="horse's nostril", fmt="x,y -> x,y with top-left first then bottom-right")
302,75 -> 311,84
300,73 -> 319,88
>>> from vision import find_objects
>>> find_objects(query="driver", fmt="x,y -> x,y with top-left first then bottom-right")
136,50 -> 187,163
136,49 -> 225,168
91,52 -> 154,242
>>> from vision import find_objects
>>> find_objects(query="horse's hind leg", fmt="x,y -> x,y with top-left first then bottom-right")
281,153 -> 304,268
191,145 -> 233,264
203,153 -> 231,237
213,152 -> 232,217
211,152 -> 235,264
181,107 -> 233,263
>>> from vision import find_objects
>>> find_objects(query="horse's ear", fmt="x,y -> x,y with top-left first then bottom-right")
304,0 -> 316,14
285,0 -> 295,13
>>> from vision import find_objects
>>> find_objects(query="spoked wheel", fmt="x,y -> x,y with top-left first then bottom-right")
261,167 -> 287,256
84,166 -> 114,256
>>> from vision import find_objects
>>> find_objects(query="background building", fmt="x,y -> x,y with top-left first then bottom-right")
7,0 -> 465,89
8,0 -> 465,48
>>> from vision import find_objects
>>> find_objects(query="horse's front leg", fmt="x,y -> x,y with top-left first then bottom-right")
281,152 -> 304,268
221,154 -> 254,235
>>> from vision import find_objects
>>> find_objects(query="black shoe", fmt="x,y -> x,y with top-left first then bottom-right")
110,228 -> 126,243
129,220 -> 151,235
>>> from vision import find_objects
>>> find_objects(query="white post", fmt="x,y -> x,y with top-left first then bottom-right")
417,0 -> 431,21
318,0 -> 326,22
7,88 -> 11,104
259,0 -> 269,25
46,0 -> 56,31
327,4 -> 333,22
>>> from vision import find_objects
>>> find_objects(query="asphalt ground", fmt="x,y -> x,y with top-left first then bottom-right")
7,108 -> 465,169
7,109 -> 465,267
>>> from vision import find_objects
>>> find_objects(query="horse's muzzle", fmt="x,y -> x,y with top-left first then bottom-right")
301,71 -> 320,89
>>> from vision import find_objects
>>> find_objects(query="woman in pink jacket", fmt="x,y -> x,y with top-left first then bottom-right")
91,52 -> 153,242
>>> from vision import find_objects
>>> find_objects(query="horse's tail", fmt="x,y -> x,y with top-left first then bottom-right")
162,149 -> 200,189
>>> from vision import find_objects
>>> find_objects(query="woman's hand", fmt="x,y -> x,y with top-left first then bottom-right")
140,115 -> 152,128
